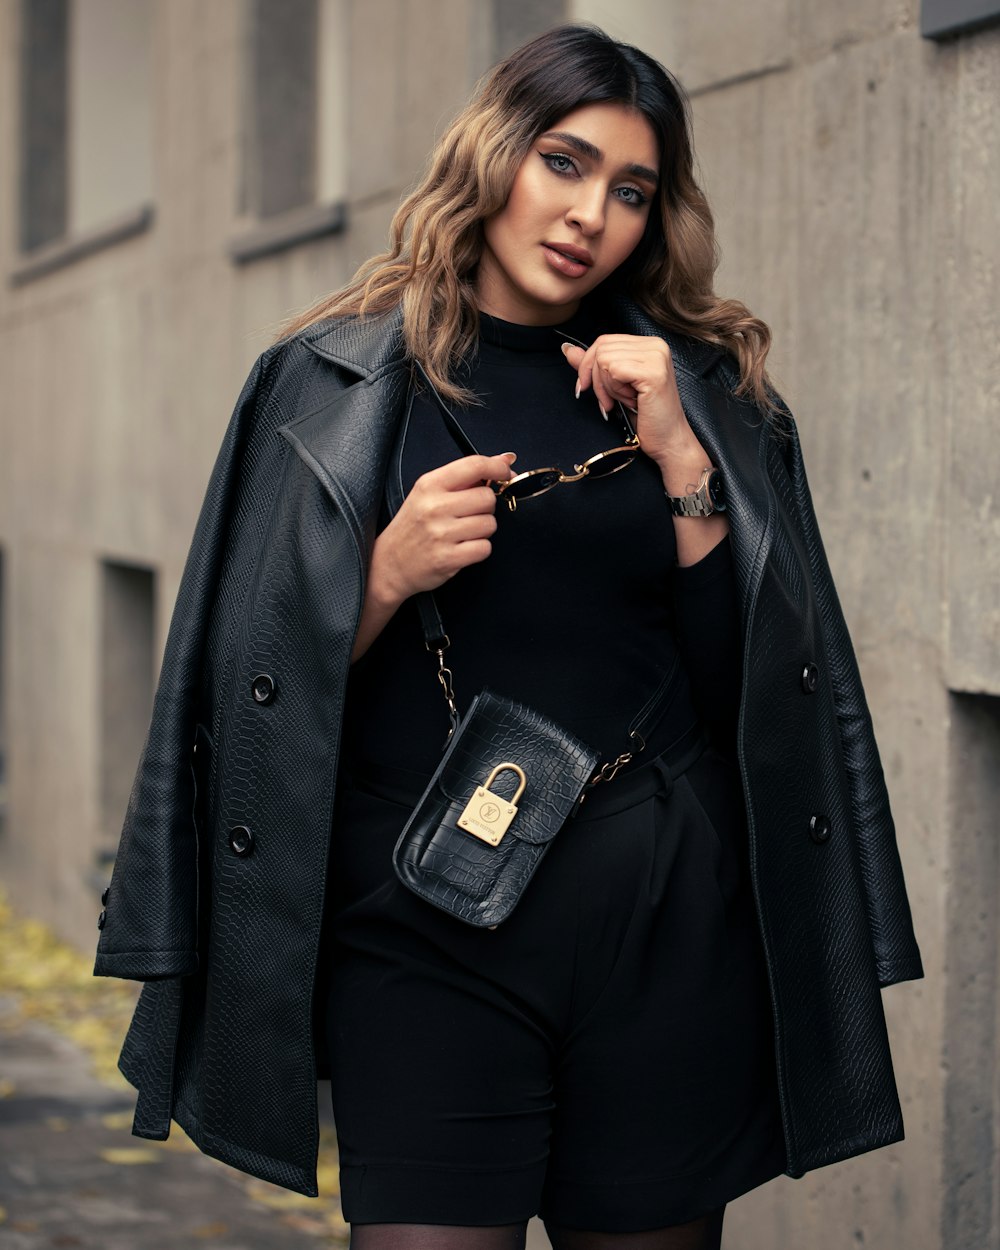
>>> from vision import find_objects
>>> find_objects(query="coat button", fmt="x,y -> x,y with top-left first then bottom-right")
251,674 -> 276,705
101,886 -> 109,906
809,814 -> 832,844
97,909 -> 107,929
801,662 -> 819,693
229,825 -> 255,856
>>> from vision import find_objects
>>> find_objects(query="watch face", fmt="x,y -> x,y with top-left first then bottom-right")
707,469 -> 726,512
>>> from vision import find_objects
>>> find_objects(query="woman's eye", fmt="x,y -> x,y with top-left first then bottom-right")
542,153 -> 576,176
615,185 -> 648,208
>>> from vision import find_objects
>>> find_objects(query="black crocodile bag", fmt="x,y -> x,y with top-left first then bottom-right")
392,687 -> 600,928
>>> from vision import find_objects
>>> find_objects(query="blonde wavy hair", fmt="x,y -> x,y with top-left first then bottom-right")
275,24 -> 779,415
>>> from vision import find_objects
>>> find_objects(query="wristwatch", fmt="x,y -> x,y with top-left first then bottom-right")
664,466 -> 727,517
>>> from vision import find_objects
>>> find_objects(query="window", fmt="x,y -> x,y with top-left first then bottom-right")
16,0 -> 154,278
19,0 -> 68,252
99,561 -> 155,843
0,549 -> 6,840
232,0 -> 347,262
921,0 -> 1000,37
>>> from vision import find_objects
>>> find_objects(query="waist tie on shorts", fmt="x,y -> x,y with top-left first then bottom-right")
338,721 -> 712,823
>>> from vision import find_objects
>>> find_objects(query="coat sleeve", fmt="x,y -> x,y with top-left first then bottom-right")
93,345 -> 283,981
781,413 -> 924,987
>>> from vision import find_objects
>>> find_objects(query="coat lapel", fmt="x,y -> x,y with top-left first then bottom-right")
277,306 -> 411,560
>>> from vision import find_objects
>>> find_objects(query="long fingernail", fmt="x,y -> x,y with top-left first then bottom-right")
501,451 -> 517,462
575,380 -> 581,399
561,342 -> 571,355
599,404 -> 608,420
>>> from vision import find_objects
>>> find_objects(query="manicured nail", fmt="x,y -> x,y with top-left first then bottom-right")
561,342 -> 571,355
575,380 -> 581,399
600,404 -> 609,420
501,451 -> 517,462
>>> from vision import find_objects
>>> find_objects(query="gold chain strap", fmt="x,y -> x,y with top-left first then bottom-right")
428,636 -> 460,745
586,730 -> 647,788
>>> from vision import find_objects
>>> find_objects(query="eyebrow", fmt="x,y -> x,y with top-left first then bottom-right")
539,130 -> 660,186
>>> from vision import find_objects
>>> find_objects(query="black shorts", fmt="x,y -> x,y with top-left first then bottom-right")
324,734 -> 787,1233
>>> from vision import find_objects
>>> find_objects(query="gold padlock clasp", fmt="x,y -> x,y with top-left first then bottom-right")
457,762 -> 527,846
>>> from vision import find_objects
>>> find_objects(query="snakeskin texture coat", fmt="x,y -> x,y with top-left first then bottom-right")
93,296 -> 923,1197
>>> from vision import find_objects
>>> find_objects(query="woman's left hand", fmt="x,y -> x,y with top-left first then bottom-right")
562,333 -> 730,567
561,335 -> 698,468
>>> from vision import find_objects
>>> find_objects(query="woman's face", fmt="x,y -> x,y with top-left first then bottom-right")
475,101 -> 660,325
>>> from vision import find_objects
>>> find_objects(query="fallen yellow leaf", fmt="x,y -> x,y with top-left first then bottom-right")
98,1147 -> 161,1166
278,1211 -> 328,1234
100,1110 -> 134,1131
315,1158 -> 341,1195
245,1178 -> 319,1210
152,1131 -> 198,1153
326,1207 -> 350,1233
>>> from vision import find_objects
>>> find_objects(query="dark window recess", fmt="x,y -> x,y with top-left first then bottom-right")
492,0 -> 566,59
246,0 -> 319,219
99,562 -> 155,842
19,0 -> 68,251
941,691 -> 1000,1247
0,548 -> 7,840
921,0 -> 1000,37
16,0 -> 153,272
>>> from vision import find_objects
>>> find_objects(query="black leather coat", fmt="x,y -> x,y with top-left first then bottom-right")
94,296 -> 923,1198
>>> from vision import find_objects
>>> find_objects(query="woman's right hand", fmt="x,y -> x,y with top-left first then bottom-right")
350,451 -> 516,663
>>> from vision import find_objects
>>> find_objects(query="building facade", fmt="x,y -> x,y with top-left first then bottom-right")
1,2 -> 998,1246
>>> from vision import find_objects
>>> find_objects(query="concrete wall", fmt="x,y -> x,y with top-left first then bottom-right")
1,1 -> 998,1247
572,0 -> 999,1246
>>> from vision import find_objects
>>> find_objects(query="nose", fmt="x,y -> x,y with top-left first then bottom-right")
566,181 -> 606,236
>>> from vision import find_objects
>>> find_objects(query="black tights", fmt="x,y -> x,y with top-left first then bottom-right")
347,1206 -> 726,1249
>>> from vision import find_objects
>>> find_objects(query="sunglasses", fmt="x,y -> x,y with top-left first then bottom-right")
414,334 -> 641,513
491,421 -> 640,511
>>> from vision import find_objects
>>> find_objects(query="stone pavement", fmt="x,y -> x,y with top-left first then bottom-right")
0,993 -> 351,1248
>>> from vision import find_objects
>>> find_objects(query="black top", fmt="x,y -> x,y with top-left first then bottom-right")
341,303 -> 743,776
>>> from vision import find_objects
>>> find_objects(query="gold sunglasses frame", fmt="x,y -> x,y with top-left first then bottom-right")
492,433 -> 642,512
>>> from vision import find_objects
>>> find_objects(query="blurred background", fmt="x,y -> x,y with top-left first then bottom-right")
0,1 -> 998,1247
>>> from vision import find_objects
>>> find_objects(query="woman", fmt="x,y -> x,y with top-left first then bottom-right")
94,24 -> 923,1250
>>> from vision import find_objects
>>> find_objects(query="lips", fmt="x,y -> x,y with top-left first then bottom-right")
544,242 -> 593,266
541,242 -> 594,280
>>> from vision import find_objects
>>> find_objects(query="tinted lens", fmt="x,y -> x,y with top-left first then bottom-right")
584,448 -> 637,479
505,469 -> 562,499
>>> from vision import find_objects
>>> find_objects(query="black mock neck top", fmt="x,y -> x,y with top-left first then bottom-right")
341,304 -> 742,776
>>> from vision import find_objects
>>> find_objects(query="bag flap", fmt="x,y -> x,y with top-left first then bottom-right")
432,688 -> 599,846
